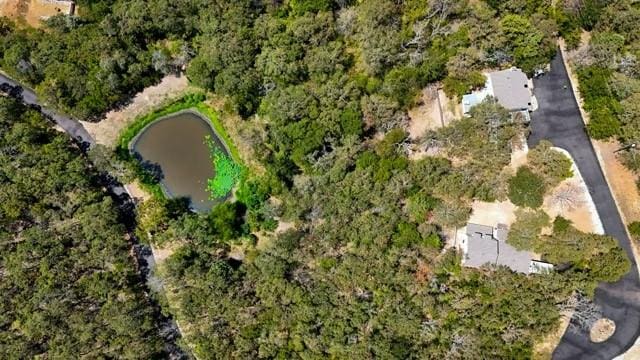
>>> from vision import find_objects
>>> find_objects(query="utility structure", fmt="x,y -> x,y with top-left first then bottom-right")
614,142 -> 637,153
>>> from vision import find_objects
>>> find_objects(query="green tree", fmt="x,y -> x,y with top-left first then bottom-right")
527,140 -> 573,188
508,209 -> 550,250
508,167 -> 546,208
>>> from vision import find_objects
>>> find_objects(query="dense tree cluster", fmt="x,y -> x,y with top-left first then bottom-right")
1,0 -> 633,359
562,0 -> 640,153
0,98 -> 165,358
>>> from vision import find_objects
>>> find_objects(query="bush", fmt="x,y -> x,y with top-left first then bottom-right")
527,141 -> 573,188
508,167 -> 546,208
628,222 -> 640,237
564,29 -> 582,50
577,66 -> 612,106
553,216 -> 572,233
442,71 -> 486,98
508,209 -> 550,251
587,107 -> 620,139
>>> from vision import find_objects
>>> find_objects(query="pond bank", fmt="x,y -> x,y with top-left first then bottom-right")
130,109 -> 231,212
117,93 -> 242,209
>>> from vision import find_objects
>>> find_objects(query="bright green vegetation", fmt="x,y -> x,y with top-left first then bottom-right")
0,98 -> 165,357
206,138 -> 242,199
116,93 -> 239,200
0,0 -> 634,359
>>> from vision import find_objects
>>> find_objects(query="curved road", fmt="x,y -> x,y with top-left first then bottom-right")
529,50 -> 640,360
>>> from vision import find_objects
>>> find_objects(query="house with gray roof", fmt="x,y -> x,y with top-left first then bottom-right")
461,222 -> 553,274
462,68 -> 534,117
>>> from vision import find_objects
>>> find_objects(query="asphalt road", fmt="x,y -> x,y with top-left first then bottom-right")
529,50 -> 640,360
0,73 -> 95,147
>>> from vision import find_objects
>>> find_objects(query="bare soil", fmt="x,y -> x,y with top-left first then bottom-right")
542,148 -> 603,235
151,241 -> 183,266
510,137 -> 529,170
534,314 -> 572,360
407,85 -> 443,139
590,318 -> 616,343
616,338 -> 640,360
594,140 -> 640,223
440,89 -> 462,124
0,0 -> 73,27
82,74 -> 190,147
124,181 -> 151,203
468,200 -> 518,228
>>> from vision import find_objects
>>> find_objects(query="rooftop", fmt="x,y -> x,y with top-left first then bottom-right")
461,68 -> 532,114
462,223 -> 552,274
489,68 -> 531,111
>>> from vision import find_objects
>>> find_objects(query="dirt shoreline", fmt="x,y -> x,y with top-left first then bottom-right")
82,74 -> 190,147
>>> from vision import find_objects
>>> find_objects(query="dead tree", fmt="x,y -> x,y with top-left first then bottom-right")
549,183 -> 584,212
561,292 -> 603,334
402,0 -> 454,64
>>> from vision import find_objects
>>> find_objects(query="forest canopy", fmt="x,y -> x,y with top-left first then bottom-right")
0,0 -> 636,359
0,98 -> 166,358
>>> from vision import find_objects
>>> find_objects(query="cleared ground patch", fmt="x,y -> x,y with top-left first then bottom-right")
590,318 -> 616,343
542,148 -> 603,235
0,0 -> 74,28
408,85 -> 443,139
82,74 -> 190,147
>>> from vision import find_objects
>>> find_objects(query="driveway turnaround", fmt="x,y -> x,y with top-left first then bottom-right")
529,50 -> 640,360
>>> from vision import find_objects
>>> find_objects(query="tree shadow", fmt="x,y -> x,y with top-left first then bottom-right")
132,152 -> 165,183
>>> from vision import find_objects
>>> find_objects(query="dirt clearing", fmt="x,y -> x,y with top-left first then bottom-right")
408,85 -> 444,139
407,84 -> 462,139
81,74 -> 190,147
543,148 -> 603,234
0,0 -> 74,28
594,140 -> 640,223
468,200 -> 518,228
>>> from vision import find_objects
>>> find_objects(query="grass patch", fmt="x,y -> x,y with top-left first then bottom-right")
116,92 -> 242,201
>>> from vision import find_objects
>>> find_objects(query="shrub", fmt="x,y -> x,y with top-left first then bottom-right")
587,107 -> 620,139
553,216 -> 572,233
508,167 -> 546,208
393,222 -> 421,248
508,209 -> 550,251
442,71 -> 486,98
527,141 -> 573,188
628,222 -> 640,237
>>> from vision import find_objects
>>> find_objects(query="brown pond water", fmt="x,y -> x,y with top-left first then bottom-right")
131,110 -> 228,212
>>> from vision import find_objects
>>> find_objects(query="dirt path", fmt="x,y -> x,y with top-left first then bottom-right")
82,74 -> 190,147
593,141 -> 640,223
407,85 -> 443,139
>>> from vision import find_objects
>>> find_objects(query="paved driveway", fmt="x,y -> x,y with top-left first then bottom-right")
529,50 -> 640,360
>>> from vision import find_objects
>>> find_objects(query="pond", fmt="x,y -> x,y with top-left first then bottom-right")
131,110 -> 230,212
